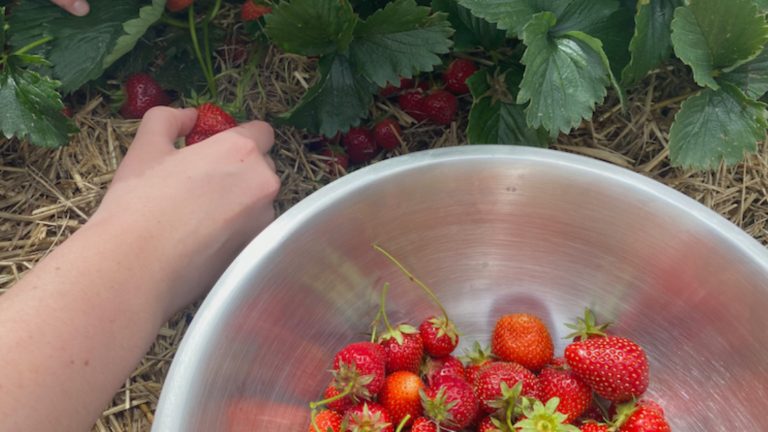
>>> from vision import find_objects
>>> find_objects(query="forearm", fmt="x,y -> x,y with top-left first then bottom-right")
0,217 -> 172,432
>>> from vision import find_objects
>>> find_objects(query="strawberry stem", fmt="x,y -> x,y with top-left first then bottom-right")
201,0 -> 223,26
380,283 -> 395,335
309,382 -> 354,410
373,245 -> 449,321
395,415 -> 411,432
10,37 -> 52,58
160,13 -> 190,28
370,308 -> 382,343
188,5 -> 217,101
310,409 -> 321,432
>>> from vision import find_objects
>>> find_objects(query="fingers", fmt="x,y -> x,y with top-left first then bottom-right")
132,107 -> 198,152
49,0 -> 89,16
225,121 -> 275,154
265,155 -> 276,172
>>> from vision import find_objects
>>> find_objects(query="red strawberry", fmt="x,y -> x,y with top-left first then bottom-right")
612,401 -> 670,432
346,402 -> 393,432
564,336 -> 649,403
608,400 -> 665,424
411,417 -> 438,432
324,380 -> 354,414
166,0 -> 194,12
185,103 -> 238,146
419,316 -> 460,358
580,423 -> 611,432
397,90 -> 428,122
119,73 -> 171,120
61,106 -> 72,117
423,90 -> 457,126
421,375 -> 479,430
539,357 -> 592,424
319,148 -> 349,173
565,309 -> 612,342
241,0 -> 271,21
373,119 -> 402,150
379,77 -> 412,96
491,313 -> 554,373
309,410 -> 343,432
378,283 -> 424,374
423,355 -> 465,388
461,342 -> 496,389
333,342 -> 387,402
378,371 -> 424,427
575,402 -> 606,426
475,362 -> 542,414
442,58 -> 477,94
342,127 -> 378,163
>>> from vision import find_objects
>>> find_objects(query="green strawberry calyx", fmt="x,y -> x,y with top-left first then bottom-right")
487,381 -> 537,425
332,362 -> 375,403
563,308 -> 611,341
514,398 -> 580,432
459,341 -> 495,365
419,387 -> 460,429
428,315 -> 462,344
348,403 -> 392,432
610,399 -> 640,429
378,283 -> 419,345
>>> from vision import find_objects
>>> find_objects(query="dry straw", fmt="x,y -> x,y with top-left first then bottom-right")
1,16 -> 767,431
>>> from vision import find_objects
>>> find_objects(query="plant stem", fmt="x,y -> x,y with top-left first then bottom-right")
506,403 -> 515,431
380,283 -> 394,334
12,37 -> 52,57
395,415 -> 412,432
370,308 -> 382,343
160,13 -> 190,28
203,21 -> 214,85
309,382 -> 353,409
202,0 -> 223,26
310,409 -> 321,432
373,245 -> 449,321
188,6 -> 217,101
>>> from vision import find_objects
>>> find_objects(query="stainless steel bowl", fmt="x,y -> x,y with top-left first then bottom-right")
153,146 -> 768,432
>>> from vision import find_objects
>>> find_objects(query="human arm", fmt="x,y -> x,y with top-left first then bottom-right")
0,107 -> 280,432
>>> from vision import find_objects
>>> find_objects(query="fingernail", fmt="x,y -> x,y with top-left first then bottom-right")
72,0 -> 90,16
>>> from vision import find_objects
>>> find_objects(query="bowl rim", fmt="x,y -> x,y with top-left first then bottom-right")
152,145 -> 768,431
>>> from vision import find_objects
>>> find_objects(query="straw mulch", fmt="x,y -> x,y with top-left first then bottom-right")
1,25 -> 767,432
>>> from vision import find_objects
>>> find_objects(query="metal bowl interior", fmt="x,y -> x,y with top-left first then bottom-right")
153,146 -> 768,432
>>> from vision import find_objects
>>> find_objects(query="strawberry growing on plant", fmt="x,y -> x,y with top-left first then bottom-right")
61,106 -> 72,117
423,90 -> 457,126
492,313 -> 554,373
373,246 -> 461,358
185,103 -> 238,146
343,126 -> 378,163
420,374 -> 479,430
241,0 -> 271,21
117,73 -> 172,120
166,0 -> 195,13
378,283 -> 424,374
319,147 -> 349,173
377,371 -> 425,427
538,357 -> 592,424
443,58 -> 477,95
373,119 -> 402,150
379,77 -> 412,96
397,90 -> 429,123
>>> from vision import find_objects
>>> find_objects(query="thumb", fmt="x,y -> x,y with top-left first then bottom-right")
49,0 -> 90,16
123,107 -> 198,165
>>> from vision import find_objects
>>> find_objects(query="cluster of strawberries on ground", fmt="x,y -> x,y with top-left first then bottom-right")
308,247 -> 671,432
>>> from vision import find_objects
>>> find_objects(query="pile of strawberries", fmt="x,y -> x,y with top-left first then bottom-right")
307,247 -> 671,432
314,59 -> 478,174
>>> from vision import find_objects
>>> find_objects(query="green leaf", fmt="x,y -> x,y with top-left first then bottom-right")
564,30 -> 627,108
1,6 -> 5,50
551,0 -> 634,82
517,12 -> 610,139
751,0 -> 768,13
719,46 -> 768,99
0,58 -> 71,148
432,0 -> 506,51
264,0 -> 356,56
622,0 -> 683,87
669,83 -> 768,170
275,53 -> 377,137
12,54 -> 53,67
466,66 -> 551,147
350,0 -> 398,19
671,0 -> 768,90
9,0 -> 141,94
347,0 -> 453,87
103,0 -> 166,68
457,0 -> 572,38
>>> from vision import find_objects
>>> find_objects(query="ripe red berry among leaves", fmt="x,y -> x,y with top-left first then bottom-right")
61,106 -> 73,117
343,127 -> 378,163
379,77 -> 412,96
119,73 -> 171,120
185,103 -> 237,146
166,0 -> 194,13
424,90 -> 457,126
398,90 -> 429,123
241,0 -> 271,21
373,119 -> 402,150
308,410 -> 343,432
319,148 -> 349,174
443,58 -> 477,94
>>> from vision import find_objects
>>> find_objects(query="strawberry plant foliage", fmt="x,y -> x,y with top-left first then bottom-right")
720,47 -> 768,100
457,0 -> 571,39
264,0 -> 357,57
671,0 -> 768,90
622,0 -> 683,87
432,0 -> 506,52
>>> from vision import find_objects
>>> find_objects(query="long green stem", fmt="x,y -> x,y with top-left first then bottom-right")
202,21 -> 214,85
373,245 -> 449,321
310,409 -> 321,432
395,415 -> 412,432
370,309 -> 382,343
188,6 -> 217,100
160,13 -> 190,28
380,283 -> 394,334
309,382 -> 353,410
507,403 -> 515,431
202,0 -> 223,26
10,37 -> 52,58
